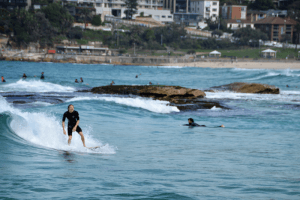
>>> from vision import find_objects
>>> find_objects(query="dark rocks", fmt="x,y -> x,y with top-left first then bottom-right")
210,82 -> 280,94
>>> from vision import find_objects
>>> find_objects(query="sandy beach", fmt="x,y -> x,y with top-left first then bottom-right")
162,61 -> 300,70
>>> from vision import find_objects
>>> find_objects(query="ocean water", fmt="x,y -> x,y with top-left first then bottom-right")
0,61 -> 300,199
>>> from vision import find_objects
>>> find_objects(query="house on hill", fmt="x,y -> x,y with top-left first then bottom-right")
254,17 -> 297,43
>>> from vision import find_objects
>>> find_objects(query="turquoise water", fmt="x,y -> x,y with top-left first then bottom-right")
0,61 -> 300,199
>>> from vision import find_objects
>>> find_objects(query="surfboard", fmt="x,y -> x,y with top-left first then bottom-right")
86,146 -> 101,150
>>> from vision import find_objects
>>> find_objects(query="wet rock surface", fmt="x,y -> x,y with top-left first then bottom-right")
210,82 -> 280,94
89,85 -> 227,111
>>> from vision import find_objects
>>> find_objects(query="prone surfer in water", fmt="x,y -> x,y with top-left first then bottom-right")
62,104 -> 86,147
184,118 -> 225,128
184,118 -> 206,127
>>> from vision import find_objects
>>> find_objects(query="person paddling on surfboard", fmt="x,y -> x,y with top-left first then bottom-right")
184,118 -> 225,128
62,104 -> 86,147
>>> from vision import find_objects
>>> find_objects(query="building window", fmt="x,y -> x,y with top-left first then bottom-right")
213,2 -> 217,5
145,6 -> 148,8
168,15 -> 172,18
162,15 -> 166,18
212,8 -> 217,11
96,3 -> 101,6
241,7 -> 245,11
212,14 -> 216,17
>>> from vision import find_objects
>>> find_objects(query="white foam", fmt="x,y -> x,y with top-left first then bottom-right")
248,72 -> 279,80
232,68 -> 267,71
145,65 -> 184,69
210,106 -> 222,111
0,96 -> 115,154
1,80 -> 76,93
206,91 -> 300,102
66,96 -> 180,113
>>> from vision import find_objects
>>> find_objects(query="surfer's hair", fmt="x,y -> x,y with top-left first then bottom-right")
68,104 -> 74,109
188,118 -> 194,122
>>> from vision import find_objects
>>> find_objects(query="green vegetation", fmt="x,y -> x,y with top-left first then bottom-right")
233,27 -> 268,47
124,0 -> 138,19
249,0 -> 275,10
91,15 -> 102,26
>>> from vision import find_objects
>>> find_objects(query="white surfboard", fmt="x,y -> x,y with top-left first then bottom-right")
86,146 -> 101,150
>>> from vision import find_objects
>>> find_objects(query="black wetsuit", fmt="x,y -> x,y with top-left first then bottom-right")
62,110 -> 82,136
41,74 -> 44,79
184,122 -> 206,127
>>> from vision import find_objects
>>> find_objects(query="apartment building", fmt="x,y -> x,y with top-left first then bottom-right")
61,0 -> 164,21
220,4 -> 247,20
190,0 -> 219,21
163,0 -> 189,13
254,17 -> 297,42
0,0 -> 31,10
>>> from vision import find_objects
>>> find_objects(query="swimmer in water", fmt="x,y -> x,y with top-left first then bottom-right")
41,72 -> 45,79
1,76 -> 6,82
75,79 -> 79,83
80,77 -> 83,83
22,73 -> 27,79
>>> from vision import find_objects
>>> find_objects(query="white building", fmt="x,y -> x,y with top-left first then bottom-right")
190,0 -> 219,21
61,0 -> 164,22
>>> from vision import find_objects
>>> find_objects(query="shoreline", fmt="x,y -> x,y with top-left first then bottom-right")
1,53 -> 299,70
160,61 -> 300,70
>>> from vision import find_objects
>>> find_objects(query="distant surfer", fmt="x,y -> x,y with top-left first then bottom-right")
184,118 -> 225,128
80,77 -> 83,83
75,79 -> 79,83
22,73 -> 27,79
62,104 -> 86,147
41,72 -> 45,79
184,118 -> 206,127
1,76 -> 6,82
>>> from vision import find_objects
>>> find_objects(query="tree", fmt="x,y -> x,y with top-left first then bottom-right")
249,0 -> 275,10
91,15 -> 102,26
77,8 -> 93,30
233,27 -> 268,46
287,1 -> 300,48
212,29 -> 224,38
41,2 -> 74,34
144,29 -> 155,41
280,34 -> 291,43
124,0 -> 138,19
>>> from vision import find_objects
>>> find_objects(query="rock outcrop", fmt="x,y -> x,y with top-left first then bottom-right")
210,82 -> 280,94
89,85 -> 227,111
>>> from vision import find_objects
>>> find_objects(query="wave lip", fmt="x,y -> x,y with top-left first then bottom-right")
1,79 -> 76,93
66,96 -> 180,114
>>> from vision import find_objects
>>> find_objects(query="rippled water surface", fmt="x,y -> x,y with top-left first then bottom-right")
0,61 -> 300,199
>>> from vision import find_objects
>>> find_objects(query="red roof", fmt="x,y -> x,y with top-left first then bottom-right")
254,17 -> 297,25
